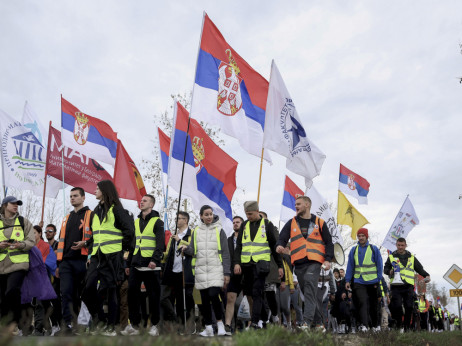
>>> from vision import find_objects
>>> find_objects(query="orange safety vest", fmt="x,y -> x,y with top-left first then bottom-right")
289,216 -> 326,264
57,210 -> 92,260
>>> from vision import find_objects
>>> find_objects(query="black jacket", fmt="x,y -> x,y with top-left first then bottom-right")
162,227 -> 194,286
384,250 -> 429,288
234,218 -> 282,268
59,206 -> 94,262
128,210 -> 165,267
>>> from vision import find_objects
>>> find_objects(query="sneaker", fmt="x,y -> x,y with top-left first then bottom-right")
251,323 -> 261,330
101,327 -> 117,337
372,326 -> 381,333
399,328 -> 404,334
338,324 -> 346,334
224,324 -> 232,336
11,326 -> 23,336
314,324 -> 326,333
216,321 -> 226,336
358,325 -> 368,333
51,325 -> 61,336
272,315 -> 280,324
121,324 -> 140,336
199,325 -> 214,337
148,325 -> 159,336
298,322 -> 310,331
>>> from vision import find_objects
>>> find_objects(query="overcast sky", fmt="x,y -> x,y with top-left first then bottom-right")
2,1 -> 462,309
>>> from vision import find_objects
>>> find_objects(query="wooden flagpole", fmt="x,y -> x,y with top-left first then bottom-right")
40,121 -> 52,224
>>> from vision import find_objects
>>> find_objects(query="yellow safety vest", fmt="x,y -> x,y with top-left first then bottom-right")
133,217 -> 158,258
91,206 -> 123,255
191,226 -> 222,275
455,317 -> 460,326
353,245 -> 377,281
389,254 -> 415,285
418,299 -> 427,313
241,219 -> 270,263
0,218 -> 29,263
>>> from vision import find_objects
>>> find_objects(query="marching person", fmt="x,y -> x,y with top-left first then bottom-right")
344,228 -> 382,332
180,205 -> 231,337
224,215 -> 244,335
122,194 -> 164,336
417,293 -> 429,332
0,196 -> 35,335
276,196 -> 333,330
384,237 -> 430,332
234,201 -> 283,329
161,211 -> 195,334
56,187 -> 93,335
45,224 -> 58,252
81,180 -> 134,336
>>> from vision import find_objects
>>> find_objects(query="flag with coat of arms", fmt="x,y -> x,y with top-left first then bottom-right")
263,61 -> 326,188
190,13 -> 271,163
339,164 -> 370,204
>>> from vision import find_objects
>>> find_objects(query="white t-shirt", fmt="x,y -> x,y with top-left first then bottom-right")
173,228 -> 188,273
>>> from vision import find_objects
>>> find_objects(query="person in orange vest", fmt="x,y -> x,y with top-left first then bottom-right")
276,195 -> 334,330
55,187 -> 93,335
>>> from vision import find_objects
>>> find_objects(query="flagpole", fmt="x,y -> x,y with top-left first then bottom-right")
173,11 -> 206,238
40,121 -> 53,224
60,95 -> 66,217
157,127 -> 170,232
257,148 -> 265,203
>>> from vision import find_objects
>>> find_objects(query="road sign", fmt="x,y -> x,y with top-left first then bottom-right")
450,289 -> 462,297
443,264 -> 462,289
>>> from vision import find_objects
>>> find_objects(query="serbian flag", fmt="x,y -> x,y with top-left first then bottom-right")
280,175 -> 304,223
169,101 -> 238,235
113,140 -> 146,203
47,125 -> 112,194
190,13 -> 271,163
61,97 -> 118,166
339,164 -> 370,204
157,127 -> 171,196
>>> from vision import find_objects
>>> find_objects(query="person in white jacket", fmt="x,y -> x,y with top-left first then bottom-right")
180,205 -> 231,337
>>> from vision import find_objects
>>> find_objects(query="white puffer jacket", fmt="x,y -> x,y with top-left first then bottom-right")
185,216 -> 230,290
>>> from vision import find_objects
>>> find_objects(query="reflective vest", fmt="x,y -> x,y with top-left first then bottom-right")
57,210 -> 92,260
437,307 -> 443,319
133,217 -> 158,258
241,219 -> 271,263
353,245 -> 378,281
389,254 -> 415,285
191,226 -> 222,275
455,317 -> 460,326
379,281 -> 385,297
289,217 -> 325,264
418,299 -> 428,313
0,218 -> 29,263
91,206 -> 123,255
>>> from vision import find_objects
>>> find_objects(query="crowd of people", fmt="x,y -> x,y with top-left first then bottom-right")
0,182 -> 460,337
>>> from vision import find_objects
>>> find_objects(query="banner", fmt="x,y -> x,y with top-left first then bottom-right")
264,61 -> 326,187
47,126 -> 112,194
337,190 -> 369,240
306,184 -> 343,246
382,196 -> 419,252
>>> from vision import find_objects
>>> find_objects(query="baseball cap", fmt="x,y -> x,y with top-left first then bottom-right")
1,196 -> 23,206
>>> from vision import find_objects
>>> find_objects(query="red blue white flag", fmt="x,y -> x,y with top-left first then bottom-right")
61,97 -> 118,166
339,164 -> 370,204
190,13 -> 271,163
157,127 -> 171,197
169,101 -> 238,235
280,175 -> 304,223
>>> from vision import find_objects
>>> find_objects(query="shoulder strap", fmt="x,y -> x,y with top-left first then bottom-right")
18,216 -> 24,230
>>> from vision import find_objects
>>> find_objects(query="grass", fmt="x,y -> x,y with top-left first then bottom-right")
0,325 -> 461,346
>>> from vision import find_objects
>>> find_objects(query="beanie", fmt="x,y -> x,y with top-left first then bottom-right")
357,228 -> 369,239
244,201 -> 259,212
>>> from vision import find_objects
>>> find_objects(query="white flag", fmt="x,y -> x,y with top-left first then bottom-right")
305,184 -> 343,246
263,61 -> 326,187
382,196 -> 420,252
0,108 -> 58,197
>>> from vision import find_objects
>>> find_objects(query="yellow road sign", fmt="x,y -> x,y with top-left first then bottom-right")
450,289 -> 462,297
443,264 -> 462,289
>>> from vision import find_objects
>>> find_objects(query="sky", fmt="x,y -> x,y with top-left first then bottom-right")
2,1 -> 462,310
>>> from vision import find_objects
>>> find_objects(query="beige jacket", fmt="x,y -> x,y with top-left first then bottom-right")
0,213 -> 35,274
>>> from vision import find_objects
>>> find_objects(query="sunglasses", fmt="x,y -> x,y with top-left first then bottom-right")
45,230 -> 55,234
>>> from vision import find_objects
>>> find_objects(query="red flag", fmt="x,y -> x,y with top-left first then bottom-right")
113,140 -> 146,202
46,125 -> 112,193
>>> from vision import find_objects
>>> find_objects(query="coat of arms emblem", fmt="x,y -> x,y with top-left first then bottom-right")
347,174 -> 356,190
192,136 -> 205,174
74,112 -> 90,145
217,49 -> 243,116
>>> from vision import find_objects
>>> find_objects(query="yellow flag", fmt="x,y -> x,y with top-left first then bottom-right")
337,190 -> 369,239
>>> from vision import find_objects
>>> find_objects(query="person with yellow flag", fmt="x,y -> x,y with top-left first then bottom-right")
337,191 -> 369,239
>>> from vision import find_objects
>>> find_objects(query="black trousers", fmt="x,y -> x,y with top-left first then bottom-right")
199,287 -> 223,326
0,270 -> 26,325
242,264 -> 267,324
127,269 -> 161,327
420,312 -> 428,331
59,258 -> 87,325
390,285 -> 414,330
353,283 -> 378,328
82,253 -> 122,327
170,272 -> 194,324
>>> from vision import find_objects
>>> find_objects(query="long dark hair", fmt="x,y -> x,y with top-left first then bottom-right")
97,180 -> 122,220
